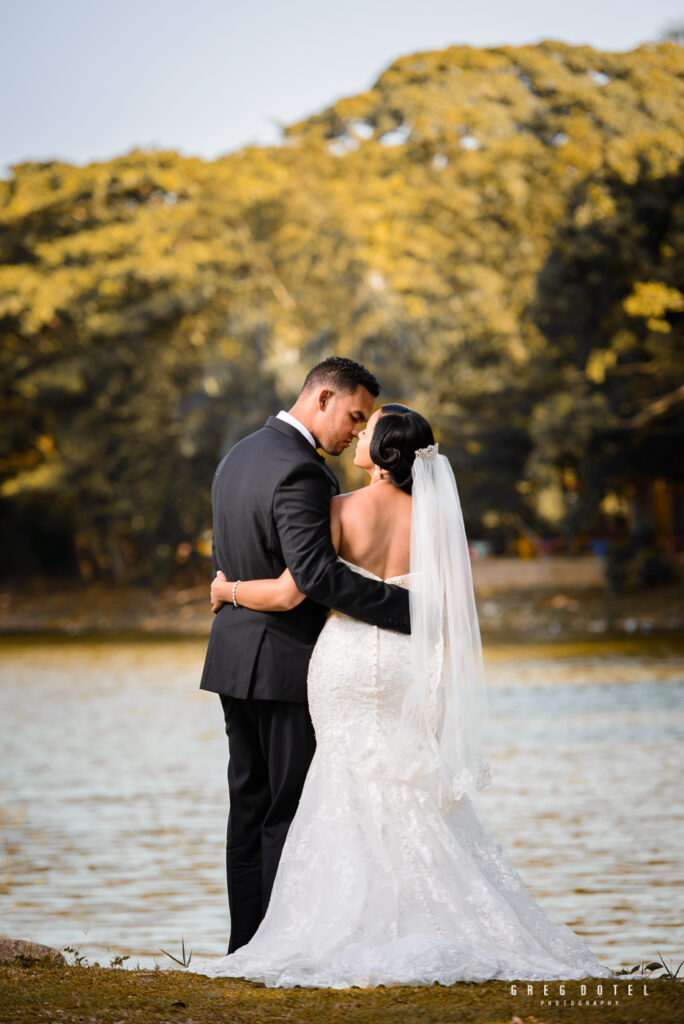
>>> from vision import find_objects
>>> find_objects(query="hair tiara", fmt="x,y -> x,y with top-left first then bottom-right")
415,443 -> 439,461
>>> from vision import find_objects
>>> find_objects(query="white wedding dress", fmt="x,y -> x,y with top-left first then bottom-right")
188,557 -> 615,988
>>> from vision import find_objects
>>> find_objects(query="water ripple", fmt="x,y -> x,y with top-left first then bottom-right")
1,636 -> 681,970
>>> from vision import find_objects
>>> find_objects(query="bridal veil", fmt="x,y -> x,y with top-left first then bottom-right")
403,443 -> 492,808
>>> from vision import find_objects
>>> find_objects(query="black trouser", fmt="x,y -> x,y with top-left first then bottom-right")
219,694 -> 316,953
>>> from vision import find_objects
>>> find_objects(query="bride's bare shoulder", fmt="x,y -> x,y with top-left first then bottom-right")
331,487 -> 374,513
330,489 -> 365,519
333,485 -> 410,506
332,486 -> 371,502
329,490 -> 362,549
330,489 -> 372,539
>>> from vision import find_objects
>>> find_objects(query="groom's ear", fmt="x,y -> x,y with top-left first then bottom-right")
318,388 -> 333,410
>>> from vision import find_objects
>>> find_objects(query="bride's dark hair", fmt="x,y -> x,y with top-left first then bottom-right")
369,403 -> 435,495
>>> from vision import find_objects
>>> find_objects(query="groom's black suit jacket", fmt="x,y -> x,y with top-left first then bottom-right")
199,415 -> 411,703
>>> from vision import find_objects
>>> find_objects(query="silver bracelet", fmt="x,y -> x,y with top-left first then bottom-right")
232,580 -> 242,608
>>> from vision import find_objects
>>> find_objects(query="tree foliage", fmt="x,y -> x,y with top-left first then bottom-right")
1,41 -> 683,579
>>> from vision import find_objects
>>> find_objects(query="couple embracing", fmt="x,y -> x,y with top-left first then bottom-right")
189,356 -> 614,988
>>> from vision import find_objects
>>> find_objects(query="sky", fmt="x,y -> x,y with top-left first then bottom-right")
2,0 -> 682,177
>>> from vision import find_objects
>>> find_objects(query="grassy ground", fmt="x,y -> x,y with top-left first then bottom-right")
0,959 -> 681,1024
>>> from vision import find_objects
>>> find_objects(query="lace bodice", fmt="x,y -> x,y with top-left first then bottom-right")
305,557 -> 431,793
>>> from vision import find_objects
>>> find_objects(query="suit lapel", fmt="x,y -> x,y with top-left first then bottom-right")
265,415 -> 316,453
265,416 -> 340,494
320,460 -> 340,494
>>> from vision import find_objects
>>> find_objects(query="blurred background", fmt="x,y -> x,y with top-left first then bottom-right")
0,0 -> 682,976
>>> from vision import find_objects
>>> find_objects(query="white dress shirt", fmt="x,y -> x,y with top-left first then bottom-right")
276,410 -> 317,450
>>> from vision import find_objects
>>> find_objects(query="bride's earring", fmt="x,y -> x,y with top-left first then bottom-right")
372,465 -> 380,482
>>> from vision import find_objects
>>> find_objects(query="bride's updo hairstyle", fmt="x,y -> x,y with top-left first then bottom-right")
369,403 -> 434,495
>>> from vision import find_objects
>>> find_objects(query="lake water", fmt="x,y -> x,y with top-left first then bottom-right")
1,635 -> 682,973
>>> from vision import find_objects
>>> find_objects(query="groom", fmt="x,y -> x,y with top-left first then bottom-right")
200,356 -> 411,952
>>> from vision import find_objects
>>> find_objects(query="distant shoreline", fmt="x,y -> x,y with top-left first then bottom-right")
1,574 -> 682,641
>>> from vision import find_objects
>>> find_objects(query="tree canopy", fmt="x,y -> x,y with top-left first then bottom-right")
1,40 -> 682,580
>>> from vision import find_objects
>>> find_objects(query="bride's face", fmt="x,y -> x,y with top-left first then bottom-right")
353,409 -> 382,472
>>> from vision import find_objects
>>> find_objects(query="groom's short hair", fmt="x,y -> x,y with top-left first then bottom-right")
301,356 -> 380,398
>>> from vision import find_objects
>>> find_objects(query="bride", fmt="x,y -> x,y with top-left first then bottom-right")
188,403 -> 615,988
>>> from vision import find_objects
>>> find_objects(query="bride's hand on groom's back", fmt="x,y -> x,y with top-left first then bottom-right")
211,570 -> 229,614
